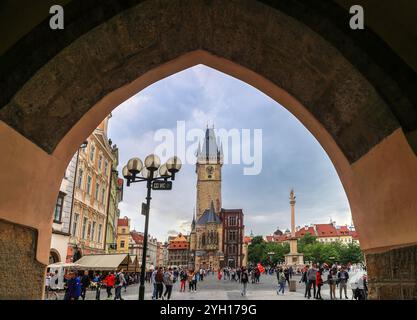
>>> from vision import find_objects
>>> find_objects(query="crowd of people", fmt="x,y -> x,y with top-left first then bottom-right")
45,262 -> 367,300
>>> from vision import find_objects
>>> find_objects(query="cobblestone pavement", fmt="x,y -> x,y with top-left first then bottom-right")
49,274 -> 353,300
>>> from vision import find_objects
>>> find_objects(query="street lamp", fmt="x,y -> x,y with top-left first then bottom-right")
123,154 -> 182,300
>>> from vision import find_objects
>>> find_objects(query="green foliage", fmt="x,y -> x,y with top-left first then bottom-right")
248,240 -> 289,266
248,234 -> 363,266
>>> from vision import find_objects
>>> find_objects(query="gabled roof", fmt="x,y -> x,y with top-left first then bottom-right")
197,201 -> 222,225
315,223 -> 337,237
295,226 -> 316,238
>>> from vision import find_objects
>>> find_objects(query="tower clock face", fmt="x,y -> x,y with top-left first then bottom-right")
206,166 -> 214,178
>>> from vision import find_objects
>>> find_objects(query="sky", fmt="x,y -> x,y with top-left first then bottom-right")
107,65 -> 352,242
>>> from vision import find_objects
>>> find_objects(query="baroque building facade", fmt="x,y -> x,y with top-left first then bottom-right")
66,116 -> 120,261
189,127 -> 244,270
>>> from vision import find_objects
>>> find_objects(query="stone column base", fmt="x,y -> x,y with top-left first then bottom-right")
0,219 -> 46,299
366,244 -> 417,299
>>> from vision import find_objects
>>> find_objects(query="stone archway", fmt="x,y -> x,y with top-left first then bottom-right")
0,0 -> 416,299
49,249 -> 61,265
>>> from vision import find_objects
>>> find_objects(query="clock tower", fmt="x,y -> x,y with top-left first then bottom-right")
196,126 -> 223,220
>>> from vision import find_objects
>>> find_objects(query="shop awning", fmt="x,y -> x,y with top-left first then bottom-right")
75,254 -> 130,271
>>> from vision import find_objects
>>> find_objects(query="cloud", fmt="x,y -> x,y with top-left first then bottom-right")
108,65 -> 351,241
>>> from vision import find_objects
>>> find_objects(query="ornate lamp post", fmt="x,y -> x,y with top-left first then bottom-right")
123,154 -> 182,300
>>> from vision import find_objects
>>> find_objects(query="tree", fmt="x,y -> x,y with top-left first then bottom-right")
298,233 -> 317,252
251,236 -> 264,245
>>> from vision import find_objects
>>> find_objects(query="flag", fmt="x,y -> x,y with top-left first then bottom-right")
257,263 -> 265,273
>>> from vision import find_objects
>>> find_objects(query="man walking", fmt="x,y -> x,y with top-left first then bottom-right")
163,267 -> 174,300
241,267 -> 249,296
306,264 -> 317,299
80,271 -> 90,300
114,269 -> 126,300
338,266 -> 349,299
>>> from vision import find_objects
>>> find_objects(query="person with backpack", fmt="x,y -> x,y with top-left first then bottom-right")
240,267 -> 249,296
179,270 -> 187,292
337,266 -> 350,299
277,268 -> 286,295
306,264 -> 317,299
114,269 -> 126,300
155,267 -> 164,299
163,267 -> 174,300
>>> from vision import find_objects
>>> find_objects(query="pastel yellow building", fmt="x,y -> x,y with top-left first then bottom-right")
116,216 -> 130,253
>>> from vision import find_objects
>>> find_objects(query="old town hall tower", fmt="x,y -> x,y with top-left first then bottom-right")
189,126 -> 224,270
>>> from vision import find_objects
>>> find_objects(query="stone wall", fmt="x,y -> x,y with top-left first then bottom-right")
0,219 -> 45,299
366,244 -> 417,299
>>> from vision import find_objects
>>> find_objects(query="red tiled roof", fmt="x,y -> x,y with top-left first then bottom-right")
337,225 -> 350,236
168,233 -> 189,250
315,224 -> 337,237
118,217 -> 129,227
265,236 -> 274,242
295,227 -> 316,238
130,231 -> 143,244
243,236 -> 252,244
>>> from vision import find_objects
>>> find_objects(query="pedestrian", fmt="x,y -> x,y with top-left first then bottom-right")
64,272 -> 76,300
151,268 -> 158,299
306,264 -> 317,299
217,269 -> 222,281
45,272 -> 52,299
284,268 -> 290,287
163,267 -> 174,300
104,272 -> 115,299
315,268 -> 323,299
241,267 -> 249,296
277,268 -> 286,295
179,270 -> 187,292
114,269 -> 126,300
289,265 -> 293,279
327,267 -> 337,300
74,273 -> 82,300
80,270 -> 90,300
337,266 -> 349,299
155,267 -> 164,299
93,273 -> 101,300
49,270 -> 59,300
237,268 -> 242,283
199,268 -> 204,281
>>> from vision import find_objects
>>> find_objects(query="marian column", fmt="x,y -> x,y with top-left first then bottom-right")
290,189 -> 296,238
285,189 -> 304,267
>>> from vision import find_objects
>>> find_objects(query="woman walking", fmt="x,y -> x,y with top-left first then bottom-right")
328,267 -> 337,300
315,268 -> 323,299
179,270 -> 187,292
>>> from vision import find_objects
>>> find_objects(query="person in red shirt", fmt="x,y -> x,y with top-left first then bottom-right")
104,272 -> 116,299
315,268 -> 324,300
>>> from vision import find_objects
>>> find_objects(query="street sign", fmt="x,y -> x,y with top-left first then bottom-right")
141,202 -> 148,216
152,181 -> 172,190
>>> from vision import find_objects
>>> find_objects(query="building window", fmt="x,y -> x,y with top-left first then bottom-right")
104,160 -> 109,176
120,240 -> 125,248
90,145 -> 95,162
98,224 -> 102,243
228,230 -> 237,242
72,213 -> 79,236
91,221 -> 96,241
229,216 -> 237,226
77,169 -> 83,188
53,192 -> 65,223
95,182 -> 100,199
82,217 -> 88,239
228,245 -> 236,254
101,188 -> 106,204
86,175 -> 92,194
122,228 -> 126,234
87,221 -> 92,239
98,155 -> 103,172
